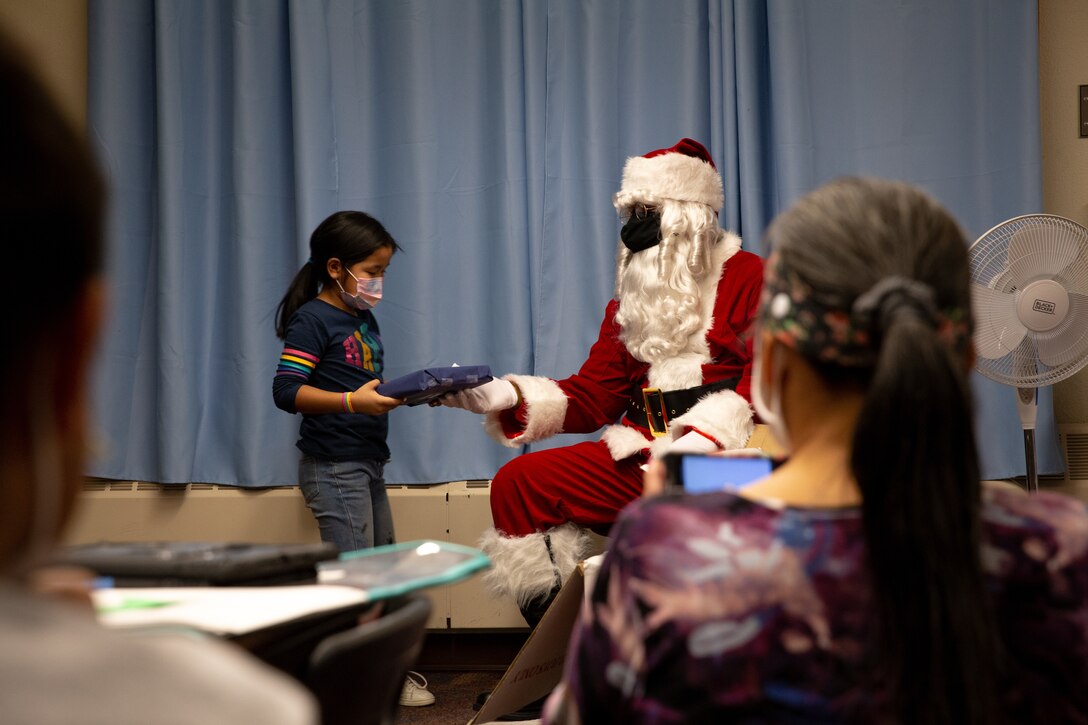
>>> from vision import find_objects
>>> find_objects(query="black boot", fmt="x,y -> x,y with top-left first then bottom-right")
519,530 -> 564,628
518,584 -> 560,629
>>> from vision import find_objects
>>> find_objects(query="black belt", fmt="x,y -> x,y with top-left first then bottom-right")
625,377 -> 739,437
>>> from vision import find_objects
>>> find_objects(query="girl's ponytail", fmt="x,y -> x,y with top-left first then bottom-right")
275,261 -> 320,340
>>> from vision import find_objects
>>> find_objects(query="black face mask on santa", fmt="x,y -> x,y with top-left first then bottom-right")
620,209 -> 662,253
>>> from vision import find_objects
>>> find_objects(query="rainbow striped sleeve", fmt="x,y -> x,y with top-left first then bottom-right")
276,347 -> 318,380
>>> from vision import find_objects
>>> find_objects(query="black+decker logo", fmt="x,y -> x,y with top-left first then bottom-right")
1033,298 -> 1056,314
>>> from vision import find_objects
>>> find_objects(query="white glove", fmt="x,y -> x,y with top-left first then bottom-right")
439,378 -> 519,414
664,430 -> 721,455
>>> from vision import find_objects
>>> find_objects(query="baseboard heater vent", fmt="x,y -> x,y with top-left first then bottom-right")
82,480 -> 460,493
1059,424 -> 1088,484
83,480 -> 295,493
84,479 -> 186,492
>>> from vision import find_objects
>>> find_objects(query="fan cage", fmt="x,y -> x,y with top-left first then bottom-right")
969,214 -> 1088,388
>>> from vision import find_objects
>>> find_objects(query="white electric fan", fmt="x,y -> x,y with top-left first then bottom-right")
969,214 -> 1088,492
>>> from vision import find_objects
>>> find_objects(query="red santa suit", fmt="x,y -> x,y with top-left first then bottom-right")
471,139 -> 764,614
487,242 -> 763,536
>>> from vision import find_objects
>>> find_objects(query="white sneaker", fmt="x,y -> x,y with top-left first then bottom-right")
399,671 -> 435,707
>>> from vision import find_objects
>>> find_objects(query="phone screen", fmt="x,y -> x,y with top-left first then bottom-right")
669,454 -> 773,494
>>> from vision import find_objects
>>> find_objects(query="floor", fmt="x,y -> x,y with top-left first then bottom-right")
393,670 -> 503,725
394,631 -> 541,724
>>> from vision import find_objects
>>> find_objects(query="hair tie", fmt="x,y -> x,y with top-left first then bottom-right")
853,276 -> 939,330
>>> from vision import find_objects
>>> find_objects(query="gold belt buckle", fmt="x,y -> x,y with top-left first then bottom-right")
642,387 -> 669,438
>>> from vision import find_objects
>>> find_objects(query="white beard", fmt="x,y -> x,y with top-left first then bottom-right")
614,242 -> 704,364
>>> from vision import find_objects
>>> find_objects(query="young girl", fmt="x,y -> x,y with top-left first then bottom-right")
273,210 -> 404,554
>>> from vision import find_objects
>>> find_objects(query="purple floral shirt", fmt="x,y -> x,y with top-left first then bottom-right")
544,484 -> 1088,724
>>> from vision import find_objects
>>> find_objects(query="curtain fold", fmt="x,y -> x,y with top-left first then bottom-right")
87,0 -> 1053,486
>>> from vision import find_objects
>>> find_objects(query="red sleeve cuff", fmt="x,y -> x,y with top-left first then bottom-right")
498,401 -> 529,439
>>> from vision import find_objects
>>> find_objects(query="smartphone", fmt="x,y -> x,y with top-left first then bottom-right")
665,453 -> 774,494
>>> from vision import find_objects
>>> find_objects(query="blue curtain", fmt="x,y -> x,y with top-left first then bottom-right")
87,0 -> 1055,486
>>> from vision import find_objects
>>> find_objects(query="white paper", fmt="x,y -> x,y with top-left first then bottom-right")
93,584 -> 369,636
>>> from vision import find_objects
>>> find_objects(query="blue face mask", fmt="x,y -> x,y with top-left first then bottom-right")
338,269 -> 383,311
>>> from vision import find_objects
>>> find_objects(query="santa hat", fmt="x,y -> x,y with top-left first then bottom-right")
618,138 -> 724,212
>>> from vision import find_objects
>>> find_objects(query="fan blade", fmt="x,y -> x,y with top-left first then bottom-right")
1007,224 -> 1082,286
971,284 -> 1027,359
1036,291 -> 1088,368
1011,335 -> 1040,380
1070,266 -> 1088,295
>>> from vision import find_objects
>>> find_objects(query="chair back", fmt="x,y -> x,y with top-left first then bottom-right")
305,594 -> 431,725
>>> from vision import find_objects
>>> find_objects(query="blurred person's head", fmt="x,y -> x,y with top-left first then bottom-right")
0,36 -> 106,573
755,177 -> 997,725
754,176 -> 975,450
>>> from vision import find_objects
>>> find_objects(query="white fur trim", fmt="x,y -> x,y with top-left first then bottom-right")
647,353 -> 706,390
669,389 -> 754,450
600,424 -> 652,460
477,523 -> 590,607
482,374 -> 568,448
648,435 -> 673,460
713,231 -> 743,270
581,554 -> 606,604
646,232 -> 742,390
621,153 -> 724,211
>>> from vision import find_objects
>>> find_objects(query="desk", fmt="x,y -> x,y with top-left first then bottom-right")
94,585 -> 376,678
91,540 -> 488,678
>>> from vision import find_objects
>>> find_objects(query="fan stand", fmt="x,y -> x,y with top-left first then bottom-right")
969,214 -> 1088,494
1015,387 -> 1039,493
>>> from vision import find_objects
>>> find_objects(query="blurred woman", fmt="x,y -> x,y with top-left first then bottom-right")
0,35 -> 316,724
545,177 -> 1088,724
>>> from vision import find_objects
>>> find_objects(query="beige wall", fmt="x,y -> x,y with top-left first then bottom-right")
1039,0 -> 1088,425
0,0 -> 87,129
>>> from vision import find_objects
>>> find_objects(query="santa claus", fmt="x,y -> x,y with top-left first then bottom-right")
441,138 -> 764,624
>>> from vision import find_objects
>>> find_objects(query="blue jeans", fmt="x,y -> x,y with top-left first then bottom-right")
299,455 -> 395,553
